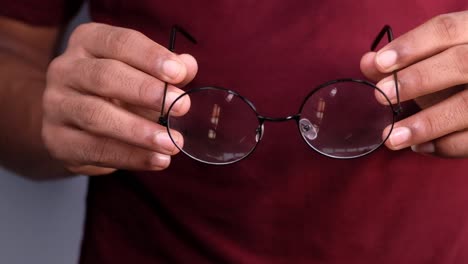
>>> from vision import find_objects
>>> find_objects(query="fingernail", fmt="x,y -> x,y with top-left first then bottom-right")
377,50 -> 398,70
162,60 -> 182,79
154,132 -> 176,152
411,142 -> 435,154
150,153 -> 171,168
377,79 -> 396,102
389,127 -> 412,148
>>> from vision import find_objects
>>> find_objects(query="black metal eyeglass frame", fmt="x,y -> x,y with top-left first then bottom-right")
158,25 -> 402,164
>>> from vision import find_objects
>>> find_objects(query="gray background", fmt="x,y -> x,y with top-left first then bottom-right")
0,4 -> 90,264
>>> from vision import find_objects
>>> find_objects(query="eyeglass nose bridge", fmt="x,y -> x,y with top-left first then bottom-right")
255,114 -> 301,142
257,114 -> 300,123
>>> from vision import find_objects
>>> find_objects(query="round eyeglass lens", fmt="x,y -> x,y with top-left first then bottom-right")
299,80 -> 395,158
166,87 -> 261,164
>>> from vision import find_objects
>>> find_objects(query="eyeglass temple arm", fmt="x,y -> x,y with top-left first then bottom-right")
370,25 -> 402,114
158,25 -> 197,125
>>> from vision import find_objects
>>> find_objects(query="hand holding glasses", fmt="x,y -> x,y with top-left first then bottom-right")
158,25 -> 401,165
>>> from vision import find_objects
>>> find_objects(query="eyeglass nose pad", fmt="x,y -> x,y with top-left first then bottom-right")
299,118 -> 319,140
255,123 -> 264,142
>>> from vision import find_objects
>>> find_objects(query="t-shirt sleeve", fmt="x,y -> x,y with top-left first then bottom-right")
0,0 -> 84,26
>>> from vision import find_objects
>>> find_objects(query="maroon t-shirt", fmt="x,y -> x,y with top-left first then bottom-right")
3,1 -> 468,263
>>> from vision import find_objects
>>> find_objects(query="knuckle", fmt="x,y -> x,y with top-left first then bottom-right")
78,99 -> 125,137
69,23 -> 96,47
431,14 -> 460,43
106,28 -> 142,58
145,45 -> 166,64
72,136 -> 111,167
69,136 -> 108,167
81,102 -> 108,129
73,23 -> 93,36
450,45 -> 468,79
408,66 -> 430,94
47,56 -> 68,81
87,59 -> 120,92
86,59 -> 144,101
415,90 -> 468,140
137,77 -> 160,105
90,138 -> 113,166
415,114 -> 442,140
129,122 -> 147,143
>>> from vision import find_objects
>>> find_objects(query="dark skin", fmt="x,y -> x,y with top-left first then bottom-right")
0,17 -> 66,179
361,11 -> 468,157
0,11 -> 467,180
0,17 -> 198,179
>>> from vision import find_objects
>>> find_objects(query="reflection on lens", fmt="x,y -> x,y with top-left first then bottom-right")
167,87 -> 260,164
299,80 -> 394,158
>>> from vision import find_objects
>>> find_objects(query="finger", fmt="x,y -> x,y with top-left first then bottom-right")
56,93 -> 184,155
178,53 -> 198,87
374,11 -> 468,72
411,129 -> 468,158
383,88 -> 468,150
66,165 -> 116,176
360,52 -> 388,81
66,58 -> 190,115
69,23 -> 198,84
45,125 -> 172,170
376,44 -> 468,104
360,52 -> 395,104
120,103 -> 159,121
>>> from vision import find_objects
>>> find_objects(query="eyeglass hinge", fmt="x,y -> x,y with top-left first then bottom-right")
158,116 -> 168,126
393,105 -> 403,115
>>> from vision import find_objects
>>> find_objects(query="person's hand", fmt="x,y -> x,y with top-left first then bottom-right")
42,23 -> 198,175
361,11 -> 468,158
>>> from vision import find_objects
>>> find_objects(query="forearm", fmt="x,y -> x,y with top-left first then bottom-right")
0,51 -> 73,180
0,17 -> 76,180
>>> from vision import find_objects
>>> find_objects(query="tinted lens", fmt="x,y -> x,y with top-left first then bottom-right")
167,87 -> 260,164
299,81 -> 395,158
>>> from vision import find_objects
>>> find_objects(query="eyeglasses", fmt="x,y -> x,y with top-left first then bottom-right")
158,25 -> 402,165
